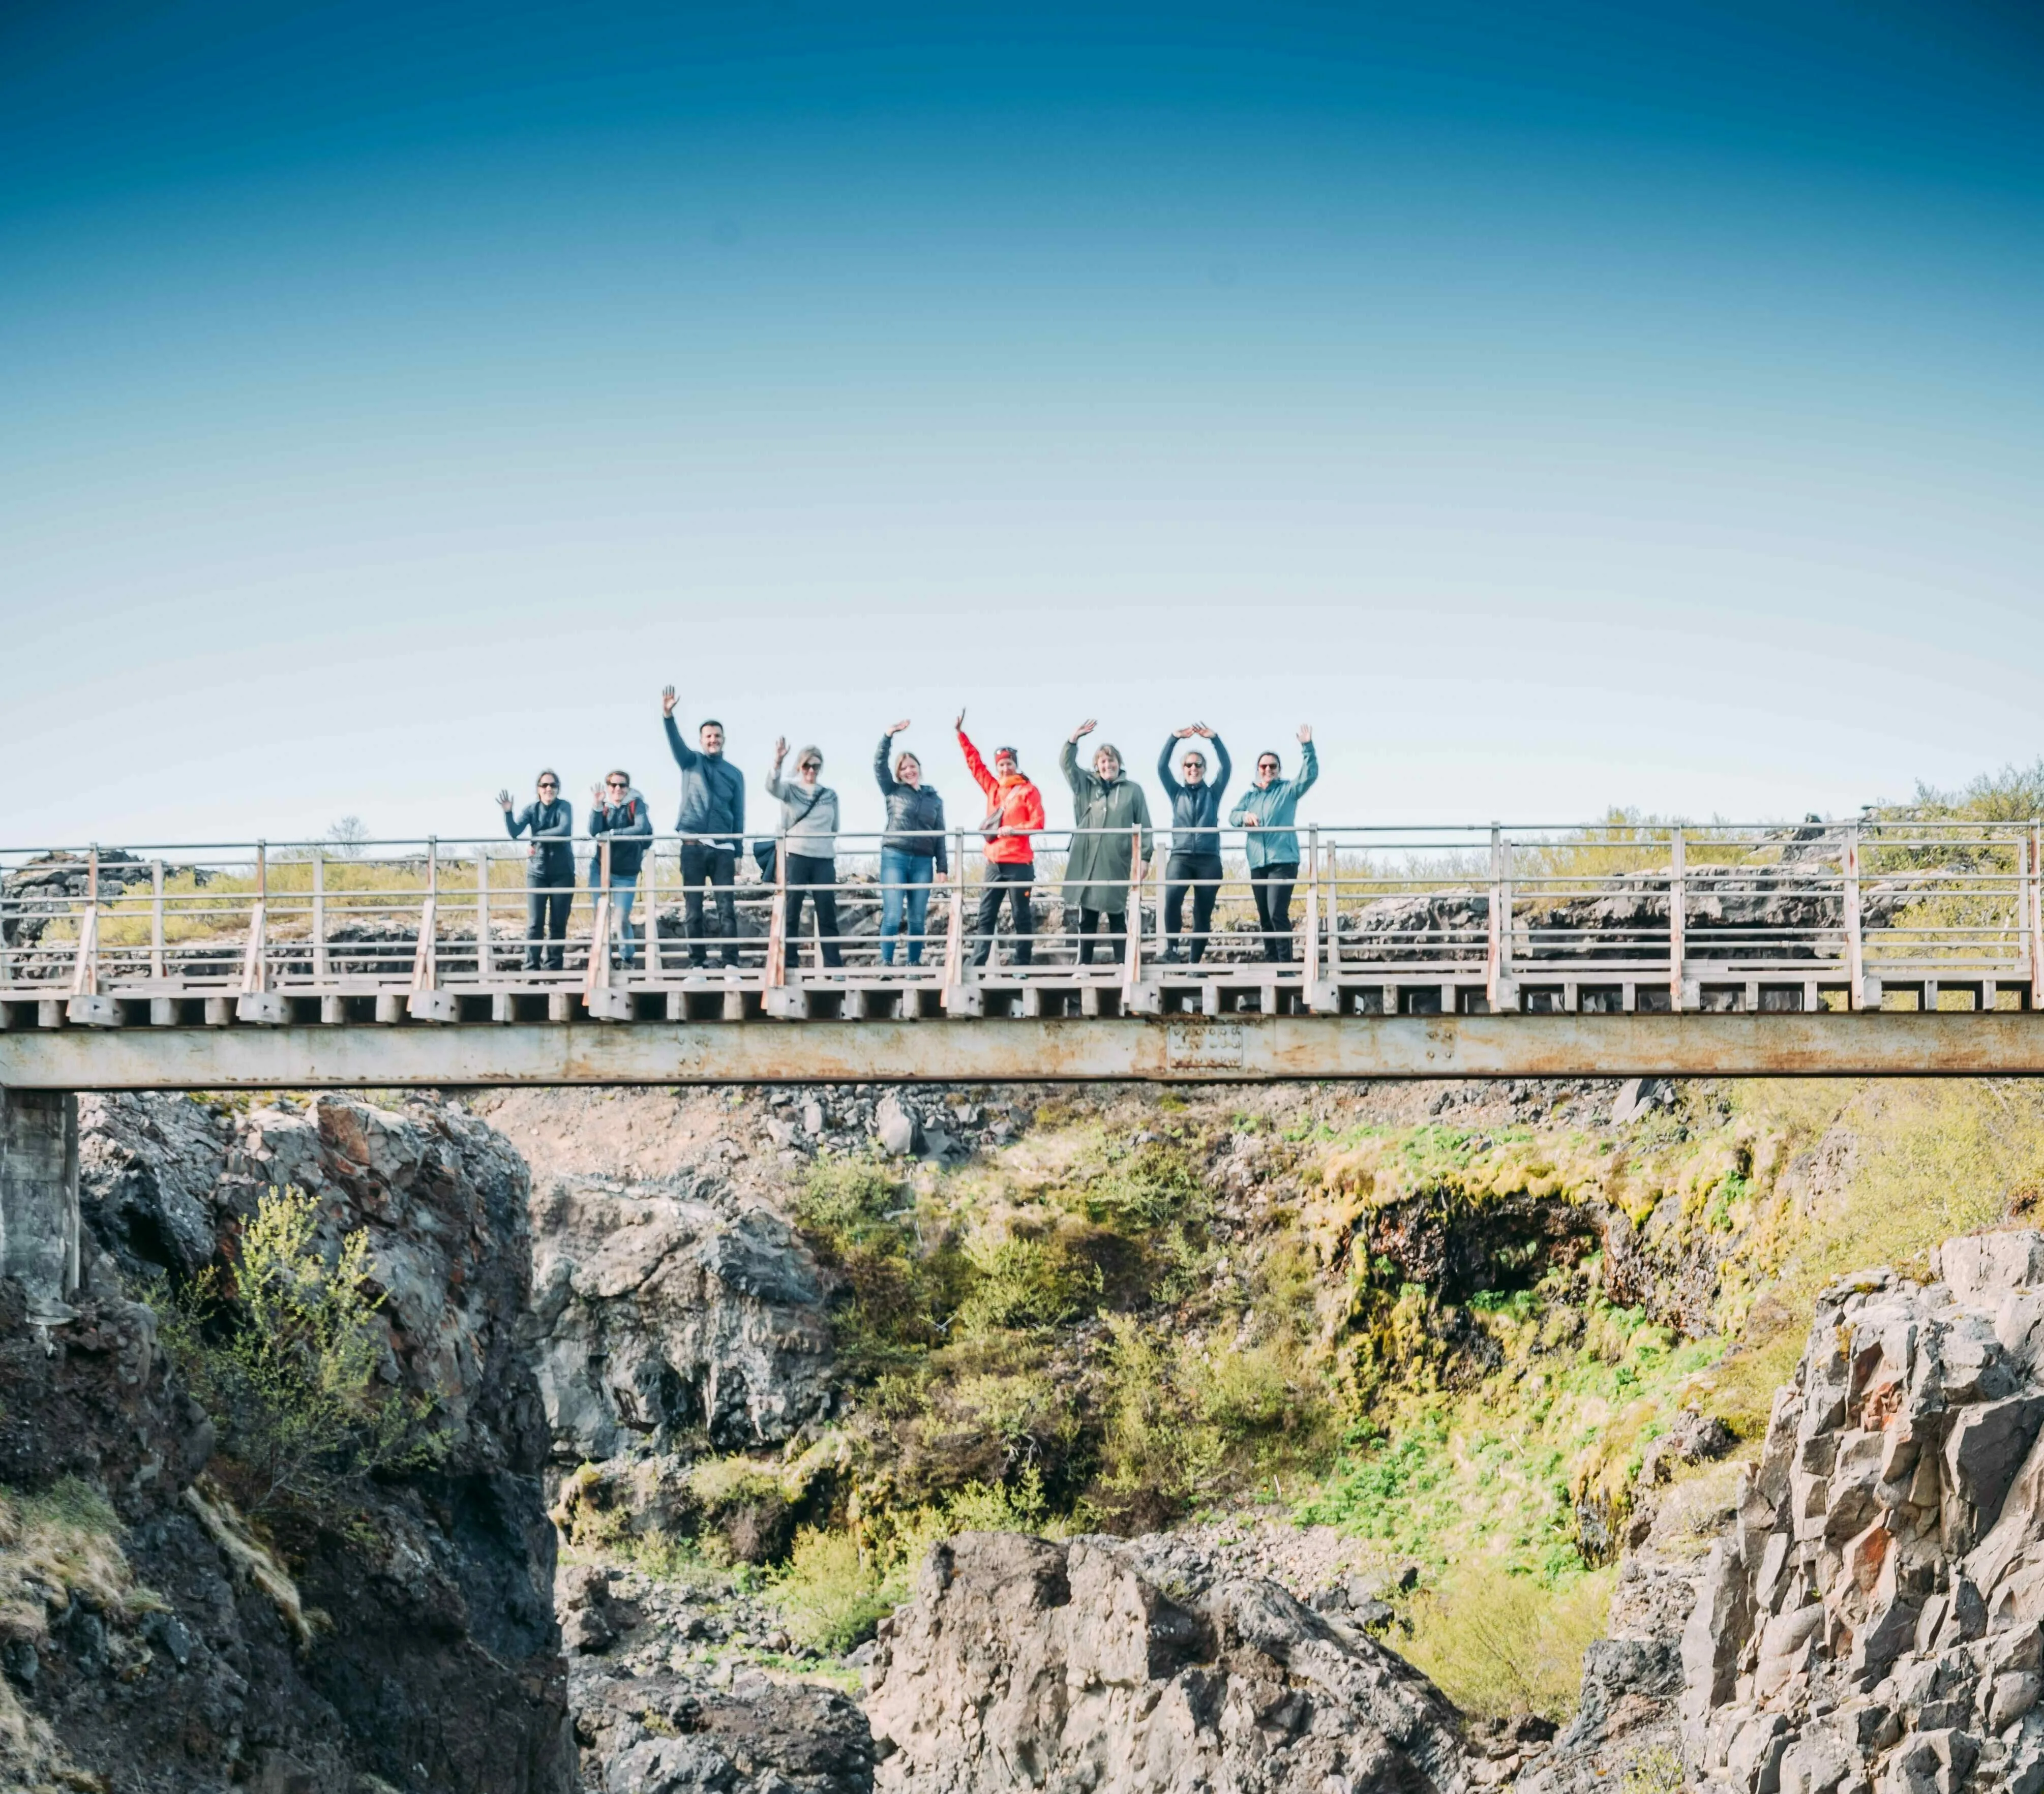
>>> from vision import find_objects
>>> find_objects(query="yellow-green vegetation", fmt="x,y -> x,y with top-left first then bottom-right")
158,1186 -> 443,1518
0,1478 -> 164,1793
794,1122 -> 1329,1532
770,1472 -> 1055,1653
1399,1559 -> 1617,1724
0,1478 -> 162,1638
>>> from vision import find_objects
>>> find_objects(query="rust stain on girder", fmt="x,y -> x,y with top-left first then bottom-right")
5,1013 -> 2044,1089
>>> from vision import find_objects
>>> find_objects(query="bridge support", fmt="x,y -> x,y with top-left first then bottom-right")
0,1089 -> 80,1320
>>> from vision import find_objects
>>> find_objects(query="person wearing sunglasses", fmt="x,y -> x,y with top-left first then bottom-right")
588,770 -> 653,968
1060,720 -> 1153,967
766,740 -> 844,968
1156,724 -> 1232,963
497,770 -> 576,970
1229,726 -> 1317,961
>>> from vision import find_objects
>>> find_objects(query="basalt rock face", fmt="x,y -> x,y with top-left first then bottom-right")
1,1092 -> 571,1794
527,1177 -> 836,1464
865,1530 -> 1475,1794
1680,1231 -> 2044,1794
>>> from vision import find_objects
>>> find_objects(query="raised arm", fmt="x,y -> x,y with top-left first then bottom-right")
1058,738 -> 1091,800
875,733 -> 899,795
1210,733 -> 1232,799
504,803 -> 530,841
1292,737 -> 1319,799
664,713 -> 699,771
957,728 -> 996,800
1156,736 -> 1184,798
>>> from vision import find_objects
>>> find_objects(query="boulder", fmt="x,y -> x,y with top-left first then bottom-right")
866,1531 -> 1473,1794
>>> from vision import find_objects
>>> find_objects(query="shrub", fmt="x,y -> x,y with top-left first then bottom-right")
769,1527 -> 893,1653
798,1158 -> 905,1238
160,1185 -> 442,1517
1399,1559 -> 1614,1723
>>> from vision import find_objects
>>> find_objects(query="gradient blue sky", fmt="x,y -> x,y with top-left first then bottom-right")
4,1 -> 2041,847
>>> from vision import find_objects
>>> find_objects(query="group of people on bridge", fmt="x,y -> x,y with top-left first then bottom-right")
498,692 -> 1318,974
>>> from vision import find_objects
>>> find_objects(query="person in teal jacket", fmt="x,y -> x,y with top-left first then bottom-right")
1228,727 -> 1317,962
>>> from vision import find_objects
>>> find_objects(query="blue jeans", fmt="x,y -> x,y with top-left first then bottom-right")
879,849 -> 935,965
606,872 -> 639,966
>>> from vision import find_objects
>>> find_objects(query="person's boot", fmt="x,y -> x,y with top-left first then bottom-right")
1159,946 -> 1184,964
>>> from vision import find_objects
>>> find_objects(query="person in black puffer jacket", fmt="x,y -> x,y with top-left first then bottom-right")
876,724 -> 949,966
1157,725 -> 1232,963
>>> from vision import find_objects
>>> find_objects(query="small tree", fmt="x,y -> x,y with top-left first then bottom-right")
164,1187 -> 443,1516
325,816 -> 370,859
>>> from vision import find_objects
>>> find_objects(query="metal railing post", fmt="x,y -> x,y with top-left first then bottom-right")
1485,826 -> 1501,1009
765,838 -> 788,986
1303,825 -> 1321,994
474,846 -> 490,979
1122,825 -> 1144,1002
643,835 -> 659,975
149,858 -> 165,982
584,837 -> 614,996
69,844 -> 102,997
2029,823 -> 2042,1013
1668,827 -> 1686,1011
412,837 -> 441,994
942,827 -> 966,999
1845,823 -> 1865,1010
311,848 -> 328,984
242,841 -> 269,996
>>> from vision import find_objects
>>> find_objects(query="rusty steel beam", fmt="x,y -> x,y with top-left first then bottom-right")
5,1013 -> 2044,1089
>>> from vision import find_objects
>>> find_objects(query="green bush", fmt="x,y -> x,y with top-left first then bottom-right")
769,1527 -> 894,1653
1399,1559 -> 1614,1723
160,1185 -> 442,1517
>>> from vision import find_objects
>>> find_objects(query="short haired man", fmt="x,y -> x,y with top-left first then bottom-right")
1156,724 -> 1232,963
1228,726 -> 1318,962
957,710 -> 1045,967
662,686 -> 745,968
498,771 -> 575,971
588,770 -> 653,968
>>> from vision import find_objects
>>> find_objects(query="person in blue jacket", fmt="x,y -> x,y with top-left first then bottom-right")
1156,724 -> 1231,963
662,685 -> 746,968
588,770 -> 654,968
1228,726 -> 1317,962
875,722 -> 948,966
498,771 -> 575,970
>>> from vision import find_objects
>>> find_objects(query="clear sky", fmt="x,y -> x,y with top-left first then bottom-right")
3,1 -> 2041,848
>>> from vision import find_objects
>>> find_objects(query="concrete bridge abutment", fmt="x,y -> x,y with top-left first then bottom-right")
0,1088 -> 80,1319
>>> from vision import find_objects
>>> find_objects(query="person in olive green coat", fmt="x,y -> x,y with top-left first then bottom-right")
1059,720 -> 1154,965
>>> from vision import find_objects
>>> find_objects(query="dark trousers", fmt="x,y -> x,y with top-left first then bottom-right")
784,853 -> 843,968
1250,861 -> 1300,961
525,880 -> 573,971
972,863 -> 1034,966
1076,907 -> 1128,966
679,842 -> 738,967
1163,852 -> 1223,961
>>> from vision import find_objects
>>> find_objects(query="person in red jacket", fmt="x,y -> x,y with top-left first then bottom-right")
957,709 -> 1045,966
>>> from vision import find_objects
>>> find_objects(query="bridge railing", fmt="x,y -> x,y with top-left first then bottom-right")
1,817 -> 2037,1022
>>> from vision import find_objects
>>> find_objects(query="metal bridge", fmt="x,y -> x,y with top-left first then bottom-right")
3,818 -> 2042,1086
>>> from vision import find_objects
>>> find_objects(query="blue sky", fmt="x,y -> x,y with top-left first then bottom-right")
3,2 -> 2041,846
